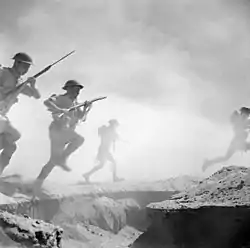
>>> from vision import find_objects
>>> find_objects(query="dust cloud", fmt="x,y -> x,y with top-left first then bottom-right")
0,0 -> 250,182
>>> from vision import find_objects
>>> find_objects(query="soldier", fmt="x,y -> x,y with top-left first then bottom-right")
83,119 -> 124,183
0,53 -> 40,175
202,107 -> 250,172
35,80 -> 92,185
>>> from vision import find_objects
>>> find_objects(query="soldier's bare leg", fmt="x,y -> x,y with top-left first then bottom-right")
60,133 -> 84,167
82,161 -> 105,183
36,151 -> 62,184
46,126 -> 71,171
36,131 -> 66,184
36,160 -> 55,182
107,154 -> 118,181
107,154 -> 123,182
0,123 -> 21,175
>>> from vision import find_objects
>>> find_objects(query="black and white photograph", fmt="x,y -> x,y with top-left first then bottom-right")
0,0 -> 250,247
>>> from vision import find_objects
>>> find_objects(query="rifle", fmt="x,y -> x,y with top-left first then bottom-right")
68,96 -> 107,112
0,50 -> 75,115
55,96 -> 107,121
57,96 -> 107,118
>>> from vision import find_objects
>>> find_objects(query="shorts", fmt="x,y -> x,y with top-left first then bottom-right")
96,147 -> 114,163
48,122 -> 83,160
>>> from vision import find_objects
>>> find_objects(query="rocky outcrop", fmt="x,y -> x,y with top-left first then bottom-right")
132,166 -> 250,248
0,211 -> 63,247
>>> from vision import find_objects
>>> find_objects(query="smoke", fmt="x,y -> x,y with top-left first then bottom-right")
0,0 -> 250,181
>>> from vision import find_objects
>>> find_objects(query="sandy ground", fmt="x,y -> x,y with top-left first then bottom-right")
0,174 -> 199,248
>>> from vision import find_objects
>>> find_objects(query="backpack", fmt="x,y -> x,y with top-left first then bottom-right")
98,125 -> 107,136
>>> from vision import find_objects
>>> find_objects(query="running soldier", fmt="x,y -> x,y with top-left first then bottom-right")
36,80 -> 92,185
202,107 -> 250,172
83,119 -> 124,182
0,53 -> 40,174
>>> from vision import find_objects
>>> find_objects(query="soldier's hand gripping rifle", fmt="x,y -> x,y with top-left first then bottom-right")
55,96 -> 107,124
0,50 -> 75,115
78,96 -> 107,122
68,96 -> 107,112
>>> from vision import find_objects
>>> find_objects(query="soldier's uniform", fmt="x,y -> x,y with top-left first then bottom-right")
202,107 -> 250,172
83,119 -> 122,182
0,53 -> 40,174
36,80 -> 86,183
96,124 -> 118,163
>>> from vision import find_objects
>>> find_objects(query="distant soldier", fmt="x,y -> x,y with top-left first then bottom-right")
202,107 -> 250,172
83,119 -> 124,182
36,80 -> 92,185
0,53 -> 40,175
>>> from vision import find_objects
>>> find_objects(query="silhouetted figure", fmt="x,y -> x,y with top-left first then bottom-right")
202,107 -> 250,172
0,53 -> 40,175
36,80 -> 92,185
83,119 -> 124,183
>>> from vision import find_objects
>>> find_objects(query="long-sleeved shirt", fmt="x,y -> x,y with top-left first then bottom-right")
0,66 -> 40,101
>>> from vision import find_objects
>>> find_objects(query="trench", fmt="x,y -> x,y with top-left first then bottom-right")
0,190 -> 178,236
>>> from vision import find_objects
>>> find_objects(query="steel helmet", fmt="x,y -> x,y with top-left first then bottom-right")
240,107 -> 250,115
62,80 -> 84,90
109,119 -> 119,126
12,52 -> 33,65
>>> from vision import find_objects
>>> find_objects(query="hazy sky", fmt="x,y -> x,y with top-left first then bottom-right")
1,0 -> 250,183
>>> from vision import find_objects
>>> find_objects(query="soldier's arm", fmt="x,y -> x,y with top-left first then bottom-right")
76,107 -> 85,119
43,95 -> 67,113
44,95 -> 70,116
115,133 -> 128,143
21,85 -> 41,99
20,77 -> 41,99
78,108 -> 88,122
0,68 -> 13,98
77,102 -> 92,122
